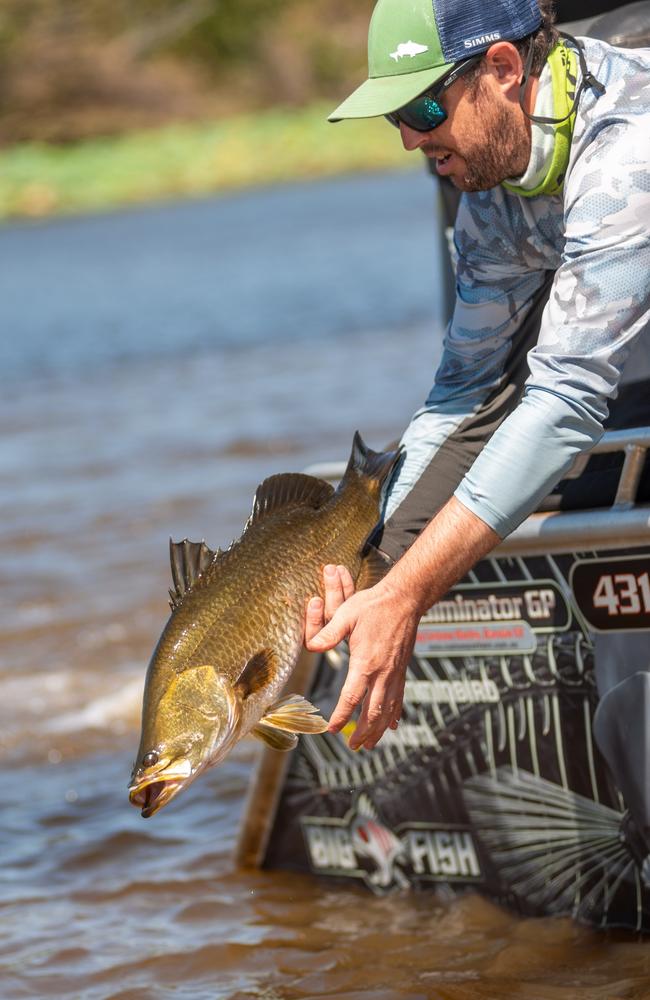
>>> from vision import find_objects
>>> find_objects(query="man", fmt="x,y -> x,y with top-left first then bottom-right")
304,0 -> 650,751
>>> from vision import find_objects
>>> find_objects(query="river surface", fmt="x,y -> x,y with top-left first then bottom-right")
1,170 -> 649,1000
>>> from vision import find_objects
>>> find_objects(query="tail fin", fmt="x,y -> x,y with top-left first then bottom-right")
463,767 -> 633,921
339,431 -> 402,494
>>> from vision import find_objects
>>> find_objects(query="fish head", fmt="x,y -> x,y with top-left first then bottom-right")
129,663 -> 238,817
351,816 -> 404,867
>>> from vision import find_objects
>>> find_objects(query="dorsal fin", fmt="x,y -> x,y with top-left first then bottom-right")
337,431 -> 402,494
356,793 -> 379,820
168,538 -> 218,609
246,473 -> 334,528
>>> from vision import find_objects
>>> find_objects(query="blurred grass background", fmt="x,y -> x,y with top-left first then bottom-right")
0,107 -> 415,220
0,0 -> 415,220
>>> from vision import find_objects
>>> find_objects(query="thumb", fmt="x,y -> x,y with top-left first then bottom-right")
305,605 -> 352,651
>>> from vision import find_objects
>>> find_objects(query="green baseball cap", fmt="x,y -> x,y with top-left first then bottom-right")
328,0 -> 542,121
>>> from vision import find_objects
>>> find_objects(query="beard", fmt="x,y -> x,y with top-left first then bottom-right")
452,82 -> 531,192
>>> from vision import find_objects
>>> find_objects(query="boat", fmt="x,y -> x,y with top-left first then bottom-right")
237,1 -> 650,931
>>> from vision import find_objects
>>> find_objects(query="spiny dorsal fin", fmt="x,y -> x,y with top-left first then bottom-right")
356,793 -> 379,820
168,538 -> 218,609
235,649 -> 278,699
246,474 -> 334,528
251,723 -> 298,752
338,431 -> 402,493
260,693 -> 329,734
356,545 -> 392,591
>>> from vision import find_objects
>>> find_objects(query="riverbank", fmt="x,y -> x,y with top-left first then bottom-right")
0,102 -> 416,221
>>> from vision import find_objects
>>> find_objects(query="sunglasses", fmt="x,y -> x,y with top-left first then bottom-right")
385,55 -> 483,132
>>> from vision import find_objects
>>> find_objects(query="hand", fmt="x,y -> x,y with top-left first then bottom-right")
303,497 -> 499,752
305,563 -> 355,645
306,578 -> 420,751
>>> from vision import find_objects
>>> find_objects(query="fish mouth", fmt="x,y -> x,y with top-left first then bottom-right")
128,761 -> 193,818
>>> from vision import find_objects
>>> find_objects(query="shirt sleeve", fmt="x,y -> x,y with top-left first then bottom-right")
456,121 -> 650,537
385,188 -> 552,520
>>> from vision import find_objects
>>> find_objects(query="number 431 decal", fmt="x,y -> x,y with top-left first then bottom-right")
571,556 -> 650,630
593,571 -> 650,616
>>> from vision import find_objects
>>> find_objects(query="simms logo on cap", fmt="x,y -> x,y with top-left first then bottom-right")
463,31 -> 502,50
389,40 -> 429,61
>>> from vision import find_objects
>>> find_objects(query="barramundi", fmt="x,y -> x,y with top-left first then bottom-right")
129,432 -> 400,817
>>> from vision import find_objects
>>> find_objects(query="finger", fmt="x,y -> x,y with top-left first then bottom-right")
305,604 -> 353,653
381,684 -> 404,733
389,694 -> 404,729
323,564 -> 345,623
351,706 -> 402,747
327,671 -> 368,733
352,675 -> 405,748
378,682 -> 406,739
337,565 -> 355,601
350,689 -> 392,750
304,596 -> 325,645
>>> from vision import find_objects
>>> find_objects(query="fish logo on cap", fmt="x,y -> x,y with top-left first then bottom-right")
389,40 -> 429,61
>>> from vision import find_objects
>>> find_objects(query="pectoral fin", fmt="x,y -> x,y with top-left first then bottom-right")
235,649 -> 278,699
251,723 -> 299,751
260,694 -> 328,734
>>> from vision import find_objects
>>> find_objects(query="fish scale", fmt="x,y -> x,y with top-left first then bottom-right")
129,432 -> 401,817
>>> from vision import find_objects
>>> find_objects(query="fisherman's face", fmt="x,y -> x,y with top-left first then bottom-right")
399,42 -> 532,192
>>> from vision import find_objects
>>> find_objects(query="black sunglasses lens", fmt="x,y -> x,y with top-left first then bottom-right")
385,93 -> 447,132
384,56 -> 482,132
403,95 -> 447,131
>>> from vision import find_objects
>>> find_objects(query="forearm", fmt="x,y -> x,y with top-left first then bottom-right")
377,495 -> 500,617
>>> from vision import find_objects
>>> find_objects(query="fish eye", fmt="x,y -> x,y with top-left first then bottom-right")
142,751 -> 159,767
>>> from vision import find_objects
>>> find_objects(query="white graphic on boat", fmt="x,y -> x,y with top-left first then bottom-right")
463,767 -> 644,920
349,794 -> 409,889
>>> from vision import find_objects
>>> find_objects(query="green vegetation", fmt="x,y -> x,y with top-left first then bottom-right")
0,1 -> 397,219
0,103 -> 417,220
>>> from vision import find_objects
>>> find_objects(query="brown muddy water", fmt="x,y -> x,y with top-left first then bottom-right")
1,173 -> 649,999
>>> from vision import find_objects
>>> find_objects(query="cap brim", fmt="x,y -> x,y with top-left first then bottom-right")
328,62 -> 454,122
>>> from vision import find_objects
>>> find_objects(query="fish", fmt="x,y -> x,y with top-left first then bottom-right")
129,432 -> 400,818
350,794 -> 409,889
389,40 -> 429,62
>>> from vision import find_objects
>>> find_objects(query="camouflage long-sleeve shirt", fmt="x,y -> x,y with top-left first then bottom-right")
388,37 -> 650,538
